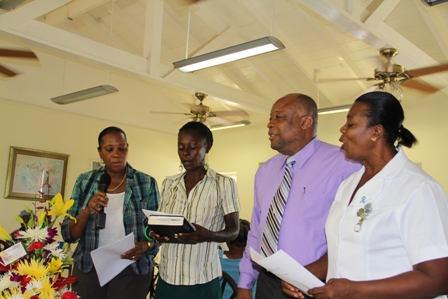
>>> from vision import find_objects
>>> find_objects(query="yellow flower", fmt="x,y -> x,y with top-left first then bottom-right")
37,210 -> 46,228
47,193 -> 76,222
39,276 -> 56,299
47,257 -> 63,274
0,286 -> 32,299
16,259 -> 48,279
0,224 -> 12,241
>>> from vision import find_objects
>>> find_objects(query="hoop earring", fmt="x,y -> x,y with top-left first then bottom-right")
204,155 -> 209,171
178,162 -> 184,172
371,136 -> 377,142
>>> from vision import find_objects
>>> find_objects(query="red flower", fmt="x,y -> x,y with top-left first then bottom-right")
62,291 -> 78,299
53,276 -> 78,290
19,276 -> 31,287
28,242 -> 45,251
0,257 -> 11,272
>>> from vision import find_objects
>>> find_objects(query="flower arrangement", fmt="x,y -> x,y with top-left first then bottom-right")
0,193 -> 78,299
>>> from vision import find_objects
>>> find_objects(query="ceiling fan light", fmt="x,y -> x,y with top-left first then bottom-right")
210,120 -> 251,131
317,104 -> 352,115
173,36 -> 285,72
51,85 -> 118,105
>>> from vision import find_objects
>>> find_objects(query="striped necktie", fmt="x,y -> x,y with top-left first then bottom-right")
261,156 -> 295,257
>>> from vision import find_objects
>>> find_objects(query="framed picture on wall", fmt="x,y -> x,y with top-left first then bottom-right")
5,147 -> 69,201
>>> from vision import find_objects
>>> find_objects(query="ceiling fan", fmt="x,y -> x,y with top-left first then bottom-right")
319,47 -> 448,96
0,48 -> 38,77
150,92 -> 250,128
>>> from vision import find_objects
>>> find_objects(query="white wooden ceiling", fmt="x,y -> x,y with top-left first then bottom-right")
0,0 -> 448,134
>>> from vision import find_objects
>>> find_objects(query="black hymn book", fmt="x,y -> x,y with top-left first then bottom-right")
147,214 -> 196,244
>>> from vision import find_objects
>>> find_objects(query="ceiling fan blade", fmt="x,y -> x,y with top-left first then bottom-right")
318,77 -> 372,83
213,110 -> 249,117
0,64 -> 17,77
174,0 -> 202,5
401,79 -> 439,93
406,63 -> 448,78
150,111 -> 191,116
208,116 -> 238,126
0,49 -> 37,59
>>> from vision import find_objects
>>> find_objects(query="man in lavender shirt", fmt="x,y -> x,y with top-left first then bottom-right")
237,93 -> 360,299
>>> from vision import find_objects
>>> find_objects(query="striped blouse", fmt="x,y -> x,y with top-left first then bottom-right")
158,168 -> 240,285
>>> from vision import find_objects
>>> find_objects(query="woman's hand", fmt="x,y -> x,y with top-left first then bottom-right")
149,230 -> 170,244
120,241 -> 148,261
308,278 -> 353,299
281,281 -> 305,298
84,192 -> 109,215
176,223 -> 208,244
69,191 -> 109,240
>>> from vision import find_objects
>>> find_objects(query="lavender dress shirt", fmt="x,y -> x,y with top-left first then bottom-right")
238,137 -> 361,289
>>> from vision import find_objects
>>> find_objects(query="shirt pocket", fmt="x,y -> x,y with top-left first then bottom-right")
299,192 -> 334,222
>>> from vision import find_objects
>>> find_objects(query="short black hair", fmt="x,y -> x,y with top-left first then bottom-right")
355,91 -> 417,148
98,126 -> 127,147
178,121 -> 214,147
229,219 -> 250,248
285,93 -> 318,130
297,94 -> 318,124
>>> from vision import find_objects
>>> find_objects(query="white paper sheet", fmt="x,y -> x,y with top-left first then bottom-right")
250,247 -> 324,293
91,233 -> 135,287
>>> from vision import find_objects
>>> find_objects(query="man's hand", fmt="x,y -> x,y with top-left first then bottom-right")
236,287 -> 252,299
281,280 -> 305,298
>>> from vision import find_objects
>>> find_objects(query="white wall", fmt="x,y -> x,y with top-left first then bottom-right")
0,98 -> 178,232
2,93 -> 448,230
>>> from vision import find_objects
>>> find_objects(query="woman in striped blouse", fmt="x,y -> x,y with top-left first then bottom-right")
151,121 -> 241,299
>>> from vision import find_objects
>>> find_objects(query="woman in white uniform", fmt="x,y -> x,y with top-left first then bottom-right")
282,91 -> 448,299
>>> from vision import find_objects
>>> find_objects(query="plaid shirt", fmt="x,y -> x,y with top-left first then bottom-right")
61,164 -> 160,274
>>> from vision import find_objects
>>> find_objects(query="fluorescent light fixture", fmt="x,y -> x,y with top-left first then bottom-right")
317,104 -> 352,115
51,85 -> 119,105
210,120 -> 251,131
421,0 -> 448,6
173,36 -> 285,72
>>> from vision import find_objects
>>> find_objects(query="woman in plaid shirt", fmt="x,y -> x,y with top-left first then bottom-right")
62,126 -> 160,299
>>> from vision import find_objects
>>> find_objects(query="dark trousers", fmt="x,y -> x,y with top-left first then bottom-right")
255,269 -> 313,299
72,265 -> 153,299
155,277 -> 222,299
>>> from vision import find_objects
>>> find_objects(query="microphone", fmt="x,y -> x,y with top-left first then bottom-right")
95,173 -> 111,229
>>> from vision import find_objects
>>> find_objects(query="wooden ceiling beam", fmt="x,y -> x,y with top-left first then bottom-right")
144,0 -> 164,76
414,0 -> 448,60
364,0 -> 400,29
41,0 -> 109,26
